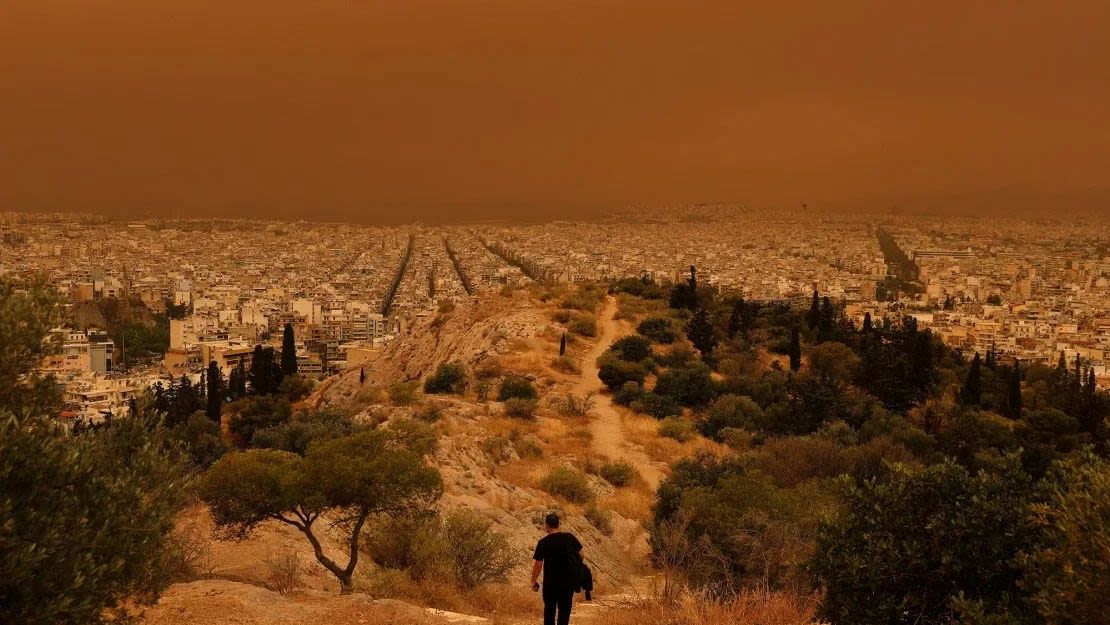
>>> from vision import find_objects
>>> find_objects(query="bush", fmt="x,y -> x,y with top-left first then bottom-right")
811,459 -> 1037,625
609,335 -> 653,362
659,417 -> 697,442
482,435 -> 514,464
551,392 -> 595,417
424,362 -> 468,395
569,313 -> 597,337
389,381 -> 422,405
613,381 -> 644,406
264,548 -> 302,594
551,309 -> 572,323
277,374 -> 315,402
599,460 -> 638,487
250,407 -> 358,455
630,392 -> 681,419
513,434 -> 544,458
498,375 -> 538,401
388,417 -> 439,455
541,467 -> 594,503
227,395 -> 293,446
584,503 -> 614,536
700,394 -> 764,440
170,412 -> 228,467
637,317 -> 679,344
654,362 -> 718,407
503,398 -> 539,419
0,416 -> 189,624
365,509 -> 517,590
550,355 -> 580,374
1023,454 -> 1110,625
597,356 -> 647,391
441,509 -> 518,589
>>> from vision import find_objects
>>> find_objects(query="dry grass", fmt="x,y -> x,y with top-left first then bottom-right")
599,588 -> 820,625
622,411 -> 728,465
361,569 -> 538,625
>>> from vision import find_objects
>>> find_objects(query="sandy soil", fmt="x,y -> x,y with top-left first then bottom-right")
573,297 -> 664,489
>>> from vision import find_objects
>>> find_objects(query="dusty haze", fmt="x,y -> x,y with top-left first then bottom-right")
2,1 -> 1109,222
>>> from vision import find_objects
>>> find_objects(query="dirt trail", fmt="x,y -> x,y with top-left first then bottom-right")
573,297 -> 664,489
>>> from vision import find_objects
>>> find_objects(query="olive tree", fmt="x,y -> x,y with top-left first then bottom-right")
200,429 -> 442,592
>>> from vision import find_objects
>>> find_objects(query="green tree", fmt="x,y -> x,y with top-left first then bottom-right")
227,395 -> 292,446
609,334 -> 653,363
788,326 -> 801,372
206,360 -> 224,422
0,276 -> 62,417
280,323 -> 298,376
497,375 -> 538,401
806,288 -> 820,329
597,356 -> 647,391
1024,453 -> 1110,625
638,316 -> 678,344
960,352 -> 983,406
685,307 -> 717,357
1,408 -> 188,624
200,430 -> 442,593
1007,362 -> 1023,419
812,459 -> 1036,625
699,394 -> 764,440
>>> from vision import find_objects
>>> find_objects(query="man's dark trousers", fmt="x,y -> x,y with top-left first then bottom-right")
542,590 -> 573,625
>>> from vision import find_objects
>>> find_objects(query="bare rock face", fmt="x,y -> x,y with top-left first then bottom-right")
313,295 -> 553,407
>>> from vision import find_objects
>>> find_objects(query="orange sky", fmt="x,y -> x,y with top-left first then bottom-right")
2,1 -> 1109,222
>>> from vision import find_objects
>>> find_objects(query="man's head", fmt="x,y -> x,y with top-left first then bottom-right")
544,512 -> 560,532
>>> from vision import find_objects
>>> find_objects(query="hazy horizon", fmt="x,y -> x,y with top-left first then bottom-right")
3,1 -> 1110,223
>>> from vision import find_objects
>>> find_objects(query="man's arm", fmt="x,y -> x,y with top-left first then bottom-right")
530,559 -> 543,589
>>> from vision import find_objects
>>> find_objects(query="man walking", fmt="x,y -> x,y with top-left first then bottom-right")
531,513 -> 583,625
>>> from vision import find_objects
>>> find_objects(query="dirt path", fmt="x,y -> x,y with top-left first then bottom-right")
573,297 -> 664,489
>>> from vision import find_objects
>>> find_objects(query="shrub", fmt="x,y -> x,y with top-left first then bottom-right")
441,509 -> 518,588
584,503 -> 614,536
227,395 -> 293,446
1023,454 -> 1110,625
551,392 -> 595,417
388,417 -> 439,455
424,362 -> 468,395
659,417 -> 697,442
415,402 -> 445,423
655,362 -> 718,407
389,380 -> 422,405
251,407 -> 359,455
597,356 -> 647,391
264,548 -> 302,594
610,335 -> 653,363
482,435 -> 514,464
551,309 -> 572,323
0,416 -> 189,624
811,459 -> 1037,625
277,374 -> 315,402
700,394 -> 764,440
550,355 -> 580,374
630,392 -> 681,419
569,314 -> 597,337
513,434 -> 544,458
498,375 -> 538,401
170,412 -> 228,467
613,381 -> 644,406
637,316 -> 679,344
599,460 -> 638,487
541,467 -> 594,503
503,398 -> 539,419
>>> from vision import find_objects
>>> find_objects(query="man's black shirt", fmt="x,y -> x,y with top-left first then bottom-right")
532,532 -> 582,596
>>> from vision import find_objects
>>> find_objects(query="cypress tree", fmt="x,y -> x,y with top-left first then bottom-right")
206,360 -> 224,422
280,323 -> 298,376
807,289 -> 820,329
1007,361 -> 1023,419
819,296 -> 835,337
862,312 -> 873,333
727,299 -> 743,338
960,352 -> 982,406
985,344 -> 996,370
249,345 -> 272,395
359,367 -> 366,384
788,326 -> 801,372
686,265 -> 698,310
685,307 -> 717,356
559,332 -> 566,356
234,361 -> 248,397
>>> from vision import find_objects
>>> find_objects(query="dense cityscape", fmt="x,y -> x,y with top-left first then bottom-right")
1,208 -> 1106,422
